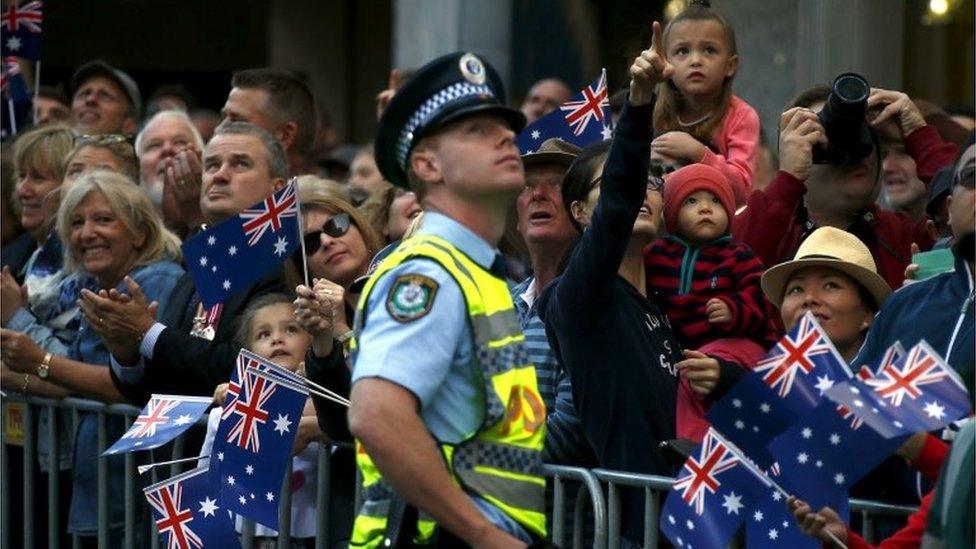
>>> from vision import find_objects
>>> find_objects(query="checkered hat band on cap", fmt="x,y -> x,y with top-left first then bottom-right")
395,82 -> 495,169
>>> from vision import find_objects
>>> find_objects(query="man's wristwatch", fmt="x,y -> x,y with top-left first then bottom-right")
335,330 -> 354,347
36,352 -> 52,379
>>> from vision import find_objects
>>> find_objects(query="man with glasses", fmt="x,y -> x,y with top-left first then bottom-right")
70,60 -> 142,137
85,121 -> 290,403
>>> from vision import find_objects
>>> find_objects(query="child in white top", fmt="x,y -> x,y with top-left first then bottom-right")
199,293 -> 330,547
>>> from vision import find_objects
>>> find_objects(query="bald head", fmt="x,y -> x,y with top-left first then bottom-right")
520,78 -> 573,124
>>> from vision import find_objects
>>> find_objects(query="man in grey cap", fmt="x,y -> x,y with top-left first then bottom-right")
70,59 -> 142,136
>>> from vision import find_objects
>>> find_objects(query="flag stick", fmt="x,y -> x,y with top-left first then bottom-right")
293,177 -> 310,288
7,98 -> 17,135
138,456 -> 201,475
32,60 -> 39,124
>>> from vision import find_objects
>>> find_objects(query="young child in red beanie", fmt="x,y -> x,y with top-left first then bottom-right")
645,163 -> 780,442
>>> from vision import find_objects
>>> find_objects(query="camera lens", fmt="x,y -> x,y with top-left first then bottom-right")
833,74 -> 869,105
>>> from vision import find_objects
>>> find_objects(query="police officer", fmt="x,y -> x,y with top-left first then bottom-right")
341,52 -> 547,547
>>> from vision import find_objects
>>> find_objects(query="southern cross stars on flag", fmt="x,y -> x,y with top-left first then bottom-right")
143,465 -> 239,549
1,1 -> 43,60
516,70 -> 613,154
211,367 -> 307,529
182,180 -> 300,307
103,395 -> 211,455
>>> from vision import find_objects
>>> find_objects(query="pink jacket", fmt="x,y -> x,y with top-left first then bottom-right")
700,94 -> 760,206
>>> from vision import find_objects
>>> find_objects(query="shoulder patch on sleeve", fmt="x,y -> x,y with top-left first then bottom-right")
386,274 -> 439,323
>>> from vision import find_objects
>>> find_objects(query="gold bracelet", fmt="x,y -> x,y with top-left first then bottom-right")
21,374 -> 30,394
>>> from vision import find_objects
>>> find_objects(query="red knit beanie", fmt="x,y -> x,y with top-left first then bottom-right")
662,164 -> 736,235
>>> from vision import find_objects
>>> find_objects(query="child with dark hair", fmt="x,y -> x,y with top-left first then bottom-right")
646,163 -> 780,442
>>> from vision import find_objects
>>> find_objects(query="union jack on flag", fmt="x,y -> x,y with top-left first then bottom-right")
1,1 -> 42,33
753,312 -> 851,414
226,369 -> 278,452
143,466 -> 239,549
673,429 -> 742,515
866,342 -> 957,407
222,348 -> 306,421
145,478 -> 203,549
240,181 -> 297,246
559,71 -> 609,136
127,398 -> 180,438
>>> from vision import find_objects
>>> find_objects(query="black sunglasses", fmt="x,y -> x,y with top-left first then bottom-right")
303,213 -> 351,255
955,165 -> 975,190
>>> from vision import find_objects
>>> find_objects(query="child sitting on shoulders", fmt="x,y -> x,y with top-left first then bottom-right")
646,164 -> 779,442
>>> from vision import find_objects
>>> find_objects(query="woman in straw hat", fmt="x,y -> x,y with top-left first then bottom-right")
761,226 -> 892,363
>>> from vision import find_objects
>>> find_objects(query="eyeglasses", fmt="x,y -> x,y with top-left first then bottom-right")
303,213 -> 351,255
955,165 -> 975,189
74,133 -> 133,147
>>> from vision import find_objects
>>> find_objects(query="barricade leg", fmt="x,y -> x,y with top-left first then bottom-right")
1,398 -> 9,549
551,475 -> 565,547
278,459 -> 294,544
48,402 -> 60,549
315,446 -> 332,549
23,402 -> 35,549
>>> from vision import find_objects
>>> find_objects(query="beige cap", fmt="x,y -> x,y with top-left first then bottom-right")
761,226 -> 891,310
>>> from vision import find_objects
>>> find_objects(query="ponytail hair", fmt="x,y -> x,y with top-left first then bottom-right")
652,0 -> 738,146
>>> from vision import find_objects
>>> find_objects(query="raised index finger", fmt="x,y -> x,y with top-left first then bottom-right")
651,20 -> 664,53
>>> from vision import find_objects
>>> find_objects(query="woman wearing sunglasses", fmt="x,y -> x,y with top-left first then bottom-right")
297,190 -> 383,343
535,48 -> 684,546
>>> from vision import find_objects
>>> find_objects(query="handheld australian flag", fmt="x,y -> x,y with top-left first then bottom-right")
143,465 -> 240,549
516,70 -> 612,154
1,1 -> 43,60
827,341 -> 971,438
212,367 -> 307,529
1,56 -> 31,140
661,428 -> 772,549
183,180 -> 299,308
104,394 -> 211,456
706,373 -> 795,469
222,348 -> 306,422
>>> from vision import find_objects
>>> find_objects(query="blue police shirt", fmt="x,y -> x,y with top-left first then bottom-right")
351,211 -> 530,542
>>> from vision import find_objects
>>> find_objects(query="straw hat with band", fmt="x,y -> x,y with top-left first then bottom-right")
761,226 -> 891,310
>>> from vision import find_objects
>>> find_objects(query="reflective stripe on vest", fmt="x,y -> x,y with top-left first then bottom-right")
349,235 -> 547,547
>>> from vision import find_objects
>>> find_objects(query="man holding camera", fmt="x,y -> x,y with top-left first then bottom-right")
734,83 -> 957,290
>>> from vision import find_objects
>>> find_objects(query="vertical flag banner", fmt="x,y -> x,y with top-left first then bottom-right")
516,70 -> 613,154
1,55 -> 31,139
143,465 -> 240,549
0,1 -> 43,60
212,368 -> 307,529
182,181 -> 299,307
104,395 -> 211,455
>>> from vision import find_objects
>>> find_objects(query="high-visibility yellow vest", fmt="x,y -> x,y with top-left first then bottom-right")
348,234 -> 547,547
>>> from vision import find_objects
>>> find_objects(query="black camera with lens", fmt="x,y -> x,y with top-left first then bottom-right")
812,72 -> 875,164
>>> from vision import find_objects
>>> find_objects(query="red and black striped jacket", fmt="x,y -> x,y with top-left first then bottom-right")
645,236 -> 780,351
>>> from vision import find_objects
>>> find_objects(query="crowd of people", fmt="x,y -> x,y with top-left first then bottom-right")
0,0 -> 973,547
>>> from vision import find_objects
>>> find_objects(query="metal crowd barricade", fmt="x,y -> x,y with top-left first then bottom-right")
0,392 -> 353,549
2,392 -> 922,548
543,464 -> 607,548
